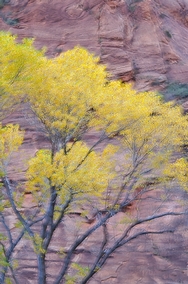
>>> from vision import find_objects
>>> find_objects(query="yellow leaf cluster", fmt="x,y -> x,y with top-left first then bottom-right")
26,142 -> 114,202
25,46 -> 107,141
93,82 -> 188,184
26,150 -> 52,193
32,233 -> 46,254
71,262 -> 90,281
0,32 -> 45,119
0,32 -> 44,95
164,158 -> 188,190
0,124 -> 24,175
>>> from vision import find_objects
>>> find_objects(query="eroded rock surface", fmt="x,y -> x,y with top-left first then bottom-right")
1,0 -> 188,283
1,104 -> 188,284
1,0 -> 188,89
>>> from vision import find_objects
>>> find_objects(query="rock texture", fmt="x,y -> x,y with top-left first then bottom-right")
1,105 -> 188,284
1,0 -> 188,89
1,0 -> 188,283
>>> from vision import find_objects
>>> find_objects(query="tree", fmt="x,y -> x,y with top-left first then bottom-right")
0,32 -> 188,283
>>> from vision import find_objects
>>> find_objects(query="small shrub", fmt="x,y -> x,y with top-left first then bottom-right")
162,82 -> 188,100
127,0 -> 143,12
159,13 -> 166,19
5,18 -> 19,26
0,0 -> 9,8
0,0 -> 4,8
165,30 -> 172,39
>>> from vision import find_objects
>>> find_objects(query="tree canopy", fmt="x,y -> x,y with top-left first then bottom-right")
0,31 -> 188,284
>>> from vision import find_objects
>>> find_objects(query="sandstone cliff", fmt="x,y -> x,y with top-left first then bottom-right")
1,1 -> 188,283
1,0 -> 188,92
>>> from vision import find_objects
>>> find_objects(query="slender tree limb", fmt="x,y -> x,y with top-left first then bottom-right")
0,214 -> 44,283
74,131 -> 107,171
0,213 -> 13,246
95,229 -> 175,273
54,209 -> 186,284
2,177 -> 34,238
81,211 -> 185,282
9,264 -> 20,284
80,223 -> 109,284
52,194 -> 73,232
54,211 -> 114,284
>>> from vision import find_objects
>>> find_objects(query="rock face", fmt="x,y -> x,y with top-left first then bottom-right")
2,105 -> 188,283
1,0 -> 188,90
1,0 -> 188,283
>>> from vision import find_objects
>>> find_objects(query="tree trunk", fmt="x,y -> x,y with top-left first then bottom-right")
37,254 -> 46,284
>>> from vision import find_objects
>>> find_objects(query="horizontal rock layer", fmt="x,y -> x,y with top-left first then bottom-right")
1,0 -> 188,90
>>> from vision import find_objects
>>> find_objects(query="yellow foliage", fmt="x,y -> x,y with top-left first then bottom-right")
0,31 -> 188,203
0,32 -> 44,95
5,278 -> 12,284
26,150 -> 53,192
27,142 -> 115,202
0,124 -> 24,175
71,263 -> 89,278
93,82 -> 188,186
32,233 -> 46,254
26,46 -> 107,142
164,158 -> 188,190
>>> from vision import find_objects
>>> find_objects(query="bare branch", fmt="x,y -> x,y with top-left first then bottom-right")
9,265 -> 20,284
95,229 -> 175,272
54,209 -> 186,284
74,131 -> 107,171
44,193 -> 73,250
0,216 -> 43,283
0,213 -> 13,246
2,177 -> 34,238
80,223 -> 109,284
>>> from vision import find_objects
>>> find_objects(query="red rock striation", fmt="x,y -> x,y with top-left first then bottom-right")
1,0 -> 188,90
1,0 -> 188,283
1,104 -> 188,284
